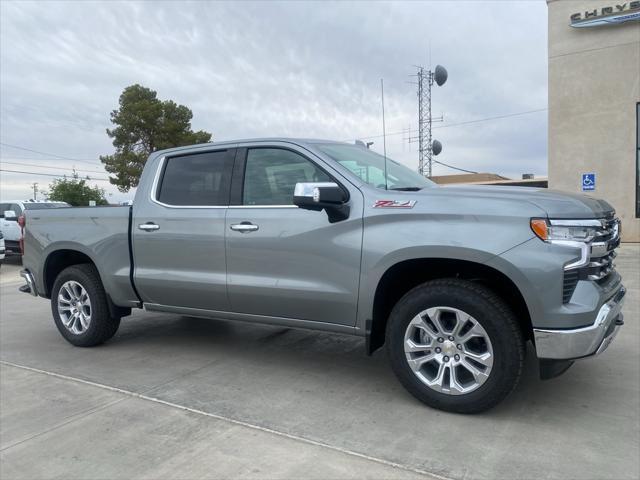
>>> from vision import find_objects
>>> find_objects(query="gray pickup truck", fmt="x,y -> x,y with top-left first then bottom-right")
20,138 -> 625,413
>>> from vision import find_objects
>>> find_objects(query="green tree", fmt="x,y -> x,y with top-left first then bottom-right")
47,173 -> 109,206
100,84 -> 212,192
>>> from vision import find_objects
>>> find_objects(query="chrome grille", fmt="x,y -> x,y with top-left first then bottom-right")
586,250 -> 617,281
587,217 -> 620,283
561,216 -> 620,303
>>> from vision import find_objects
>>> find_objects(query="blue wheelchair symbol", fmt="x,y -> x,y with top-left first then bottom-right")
582,173 -> 595,191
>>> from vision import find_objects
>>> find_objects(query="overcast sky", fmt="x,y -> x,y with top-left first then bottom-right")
0,1 -> 548,202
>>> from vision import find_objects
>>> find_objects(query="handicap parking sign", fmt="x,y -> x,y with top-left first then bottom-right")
582,173 -> 595,191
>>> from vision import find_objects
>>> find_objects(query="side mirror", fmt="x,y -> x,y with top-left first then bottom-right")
293,182 -> 350,222
3,210 -> 17,221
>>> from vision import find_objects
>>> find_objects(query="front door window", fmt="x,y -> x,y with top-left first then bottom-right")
243,148 -> 331,206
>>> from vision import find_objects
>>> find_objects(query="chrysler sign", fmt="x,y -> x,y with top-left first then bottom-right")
570,1 -> 640,27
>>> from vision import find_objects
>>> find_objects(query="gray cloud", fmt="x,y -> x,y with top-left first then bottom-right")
1,0 -> 547,201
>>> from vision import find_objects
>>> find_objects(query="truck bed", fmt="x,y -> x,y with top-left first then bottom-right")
22,206 -> 139,307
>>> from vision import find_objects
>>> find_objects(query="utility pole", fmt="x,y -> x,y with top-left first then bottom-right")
31,182 -> 38,201
407,64 -> 448,177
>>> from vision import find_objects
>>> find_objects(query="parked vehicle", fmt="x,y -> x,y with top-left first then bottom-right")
19,139 -> 625,413
0,200 -> 69,256
0,231 -> 5,267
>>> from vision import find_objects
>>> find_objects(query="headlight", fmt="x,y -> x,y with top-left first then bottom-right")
530,218 -> 604,269
530,218 -> 601,243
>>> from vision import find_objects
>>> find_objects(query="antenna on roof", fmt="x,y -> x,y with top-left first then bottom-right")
381,78 -> 388,190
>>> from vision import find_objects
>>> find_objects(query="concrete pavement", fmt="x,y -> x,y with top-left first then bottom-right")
0,364 -> 426,479
0,247 -> 638,479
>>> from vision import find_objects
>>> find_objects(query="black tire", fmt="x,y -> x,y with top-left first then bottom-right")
386,279 -> 524,414
51,264 -> 121,347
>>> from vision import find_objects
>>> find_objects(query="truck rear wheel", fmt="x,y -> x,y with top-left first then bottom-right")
386,279 -> 524,413
51,264 -> 120,347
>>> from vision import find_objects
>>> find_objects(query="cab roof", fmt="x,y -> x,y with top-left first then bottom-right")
152,138 -> 350,157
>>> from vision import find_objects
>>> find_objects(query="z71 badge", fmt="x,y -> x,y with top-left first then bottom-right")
373,200 -> 417,208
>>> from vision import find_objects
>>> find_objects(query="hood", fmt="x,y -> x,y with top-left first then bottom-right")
423,185 -> 615,219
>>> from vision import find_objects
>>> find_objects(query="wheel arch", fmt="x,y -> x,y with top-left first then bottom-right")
367,257 -> 532,355
44,248 -> 97,297
43,247 -> 130,319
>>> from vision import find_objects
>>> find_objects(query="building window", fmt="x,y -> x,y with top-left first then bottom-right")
637,102 -> 640,218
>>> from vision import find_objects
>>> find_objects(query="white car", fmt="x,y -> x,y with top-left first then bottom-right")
0,230 -> 5,267
0,200 -> 70,256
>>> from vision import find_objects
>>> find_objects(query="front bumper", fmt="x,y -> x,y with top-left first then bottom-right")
534,285 -> 626,360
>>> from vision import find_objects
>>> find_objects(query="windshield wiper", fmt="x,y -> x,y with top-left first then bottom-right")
389,187 -> 423,191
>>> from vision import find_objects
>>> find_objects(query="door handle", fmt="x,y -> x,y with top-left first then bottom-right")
138,222 -> 160,231
230,222 -> 259,233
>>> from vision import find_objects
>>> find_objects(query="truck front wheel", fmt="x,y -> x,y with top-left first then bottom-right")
386,279 -> 524,413
51,264 -> 120,347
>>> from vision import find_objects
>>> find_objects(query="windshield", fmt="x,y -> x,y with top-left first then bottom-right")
23,202 -> 70,210
315,143 -> 435,190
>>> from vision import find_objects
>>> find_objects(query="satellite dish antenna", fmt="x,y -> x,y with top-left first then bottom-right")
434,65 -> 448,86
432,139 -> 442,156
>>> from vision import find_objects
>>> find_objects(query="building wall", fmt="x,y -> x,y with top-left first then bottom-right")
547,0 -> 640,241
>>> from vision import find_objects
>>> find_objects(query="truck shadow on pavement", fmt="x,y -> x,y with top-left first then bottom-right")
108,312 -> 599,419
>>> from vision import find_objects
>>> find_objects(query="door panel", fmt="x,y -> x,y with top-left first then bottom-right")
132,148 -> 235,311
226,207 -> 363,325
225,146 -> 363,326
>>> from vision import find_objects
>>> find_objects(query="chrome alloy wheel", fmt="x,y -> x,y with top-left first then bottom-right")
404,306 -> 494,395
57,280 -> 92,335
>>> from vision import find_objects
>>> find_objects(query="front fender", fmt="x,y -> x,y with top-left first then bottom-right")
357,245 -> 508,332
355,210 -> 537,331
486,237 -> 613,329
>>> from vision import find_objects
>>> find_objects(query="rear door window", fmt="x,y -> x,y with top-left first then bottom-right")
157,150 -> 235,206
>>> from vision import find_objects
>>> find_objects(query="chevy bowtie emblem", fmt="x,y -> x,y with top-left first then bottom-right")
373,200 -> 417,208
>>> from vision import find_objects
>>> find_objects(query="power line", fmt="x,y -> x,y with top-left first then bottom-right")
350,107 -> 546,176
0,153 -> 103,163
349,108 -> 547,142
425,108 -> 546,175
432,160 -> 478,174
0,142 -> 103,165
433,108 -> 547,130
0,168 -> 110,182
0,160 -> 105,174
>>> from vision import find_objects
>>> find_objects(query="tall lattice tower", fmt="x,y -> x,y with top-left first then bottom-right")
413,65 -> 447,177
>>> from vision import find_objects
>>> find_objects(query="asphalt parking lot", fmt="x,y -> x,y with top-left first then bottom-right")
1,247 -> 639,480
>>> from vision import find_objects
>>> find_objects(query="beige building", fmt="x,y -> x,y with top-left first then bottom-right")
547,0 -> 640,241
